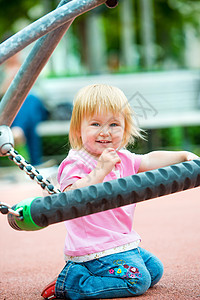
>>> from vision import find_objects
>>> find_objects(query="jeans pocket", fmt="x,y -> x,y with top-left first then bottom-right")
83,258 -> 107,276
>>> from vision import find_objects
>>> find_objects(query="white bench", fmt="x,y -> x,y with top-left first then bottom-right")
37,70 -> 200,136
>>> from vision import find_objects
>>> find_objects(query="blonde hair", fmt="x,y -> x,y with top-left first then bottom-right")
69,84 -> 142,149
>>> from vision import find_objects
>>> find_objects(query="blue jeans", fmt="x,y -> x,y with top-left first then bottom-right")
55,247 -> 163,299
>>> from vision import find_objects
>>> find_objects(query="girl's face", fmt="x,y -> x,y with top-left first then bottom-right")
80,110 -> 125,157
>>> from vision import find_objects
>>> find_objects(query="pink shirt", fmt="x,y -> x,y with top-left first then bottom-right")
58,149 -> 142,256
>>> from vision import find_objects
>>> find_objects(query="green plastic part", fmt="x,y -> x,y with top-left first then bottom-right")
15,197 -> 44,231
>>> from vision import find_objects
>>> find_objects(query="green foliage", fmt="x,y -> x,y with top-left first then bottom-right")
187,126 -> 200,148
42,134 -> 70,163
0,0 -> 39,40
152,126 -> 200,154
102,5 -> 120,54
1,0 -> 200,69
154,0 -> 200,66
0,144 -> 29,166
154,1 -> 185,65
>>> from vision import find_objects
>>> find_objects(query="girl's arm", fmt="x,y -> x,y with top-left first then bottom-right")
64,148 -> 121,191
138,151 -> 199,173
64,167 -> 107,191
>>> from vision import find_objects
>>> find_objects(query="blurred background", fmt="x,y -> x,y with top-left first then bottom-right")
0,0 -> 200,171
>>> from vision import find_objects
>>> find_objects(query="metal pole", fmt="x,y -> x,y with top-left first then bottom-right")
0,0 -> 105,65
0,0 -> 106,126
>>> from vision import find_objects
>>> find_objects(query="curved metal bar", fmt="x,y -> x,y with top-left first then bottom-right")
0,0 -> 105,65
0,0 -> 106,126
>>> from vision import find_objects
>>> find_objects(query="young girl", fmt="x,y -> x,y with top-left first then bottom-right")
42,84 -> 198,300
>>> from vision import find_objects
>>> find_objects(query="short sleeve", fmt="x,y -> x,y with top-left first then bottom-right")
133,154 -> 143,173
58,159 -> 92,192
127,152 -> 142,173
118,149 -> 142,176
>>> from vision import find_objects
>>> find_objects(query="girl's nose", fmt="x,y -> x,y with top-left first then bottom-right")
99,126 -> 110,136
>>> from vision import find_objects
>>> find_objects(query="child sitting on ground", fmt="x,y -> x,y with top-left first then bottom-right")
42,84 -> 198,300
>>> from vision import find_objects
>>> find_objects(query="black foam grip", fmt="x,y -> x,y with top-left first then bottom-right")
31,160 -> 200,228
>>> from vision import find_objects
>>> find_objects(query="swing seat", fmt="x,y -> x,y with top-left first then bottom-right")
41,278 -> 57,299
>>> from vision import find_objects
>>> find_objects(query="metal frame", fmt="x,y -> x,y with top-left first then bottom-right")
0,0 -> 106,127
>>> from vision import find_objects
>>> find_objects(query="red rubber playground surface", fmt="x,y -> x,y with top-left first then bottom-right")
1,179 -> 200,300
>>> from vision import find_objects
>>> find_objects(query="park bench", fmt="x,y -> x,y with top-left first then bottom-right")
36,70 -> 200,137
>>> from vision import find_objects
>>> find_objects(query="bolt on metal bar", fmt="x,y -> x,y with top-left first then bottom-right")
0,0 -> 105,127
0,0 -> 106,65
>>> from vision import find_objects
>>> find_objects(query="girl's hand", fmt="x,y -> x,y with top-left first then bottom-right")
185,152 -> 199,161
96,148 -> 121,176
65,149 -> 121,191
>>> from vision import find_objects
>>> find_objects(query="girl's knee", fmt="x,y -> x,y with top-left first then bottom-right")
128,270 -> 151,296
139,248 -> 164,287
150,259 -> 164,287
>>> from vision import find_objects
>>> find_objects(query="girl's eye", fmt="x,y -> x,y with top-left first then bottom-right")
110,123 -> 118,127
91,123 -> 100,126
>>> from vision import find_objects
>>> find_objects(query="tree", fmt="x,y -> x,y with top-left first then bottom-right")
1,0 -> 200,72
0,0 -> 40,41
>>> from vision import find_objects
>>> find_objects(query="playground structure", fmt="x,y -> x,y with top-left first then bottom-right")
0,0 -> 118,127
0,2 -> 200,300
0,0 -> 200,229
0,0 -> 118,213
6,159 -> 200,231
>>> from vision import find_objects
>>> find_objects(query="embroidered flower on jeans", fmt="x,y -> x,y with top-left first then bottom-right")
113,259 -> 126,266
128,278 -> 139,285
109,269 -> 114,274
117,268 -> 122,274
124,264 -> 129,269
130,267 -> 139,273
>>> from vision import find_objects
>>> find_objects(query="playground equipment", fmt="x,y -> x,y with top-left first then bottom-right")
0,0 -> 200,231
6,159 -> 200,231
0,1 -> 117,215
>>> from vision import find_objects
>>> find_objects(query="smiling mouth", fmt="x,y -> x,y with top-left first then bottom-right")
96,140 -> 111,144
